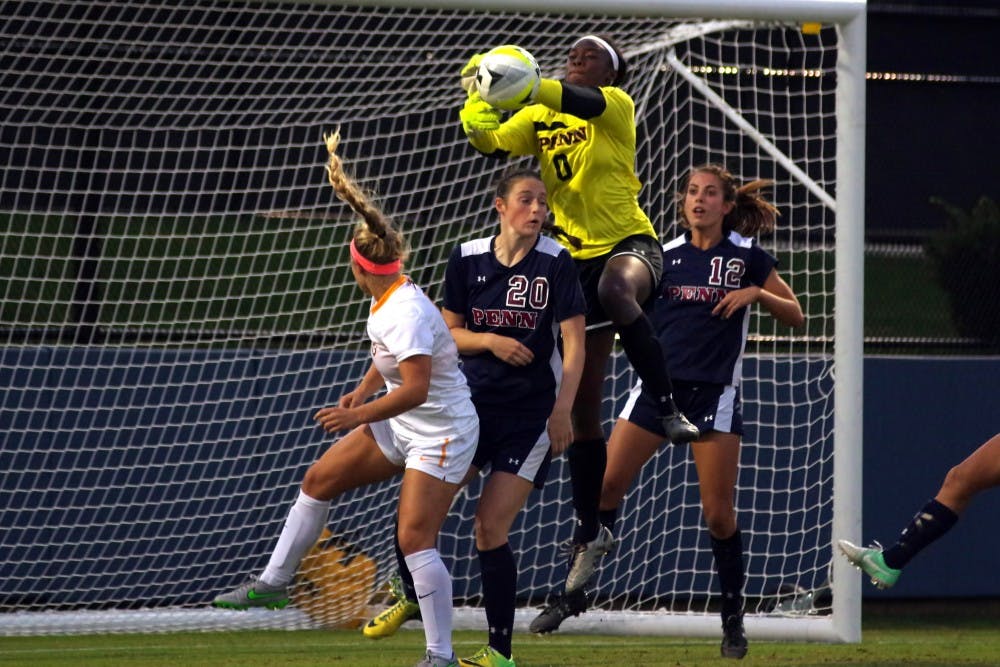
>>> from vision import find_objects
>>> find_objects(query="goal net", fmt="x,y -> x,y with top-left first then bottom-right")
0,0 -> 864,640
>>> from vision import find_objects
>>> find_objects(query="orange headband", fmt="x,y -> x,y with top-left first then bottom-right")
349,238 -> 401,275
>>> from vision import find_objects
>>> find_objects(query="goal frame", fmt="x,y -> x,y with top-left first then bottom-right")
0,0 -> 866,643
322,0 -> 865,643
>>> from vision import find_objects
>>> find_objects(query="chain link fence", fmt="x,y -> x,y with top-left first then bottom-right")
865,241 -> 999,355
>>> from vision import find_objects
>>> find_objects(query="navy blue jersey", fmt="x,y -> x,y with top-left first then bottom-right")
655,231 -> 778,386
443,234 -> 586,413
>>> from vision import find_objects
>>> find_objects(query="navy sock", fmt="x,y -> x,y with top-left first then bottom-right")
393,520 -> 417,601
711,530 -> 745,622
883,498 -> 959,570
478,544 -> 516,659
616,315 -> 676,416
568,438 -> 607,545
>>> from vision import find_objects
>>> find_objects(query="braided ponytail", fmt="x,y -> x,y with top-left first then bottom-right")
324,130 -> 409,266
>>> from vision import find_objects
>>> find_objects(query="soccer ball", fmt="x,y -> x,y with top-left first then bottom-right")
291,528 -> 376,629
476,45 -> 541,111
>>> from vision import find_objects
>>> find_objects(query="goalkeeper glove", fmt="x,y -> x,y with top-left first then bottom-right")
459,91 -> 501,134
460,52 -> 484,93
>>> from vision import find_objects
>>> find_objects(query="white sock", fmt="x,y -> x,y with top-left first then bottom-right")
260,490 -> 329,587
404,548 -> 453,659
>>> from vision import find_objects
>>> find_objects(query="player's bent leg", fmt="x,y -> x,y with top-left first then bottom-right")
837,539 -> 901,589
212,574 -> 289,610
302,424 -> 401,500
599,255 -> 699,445
936,432 -> 1000,514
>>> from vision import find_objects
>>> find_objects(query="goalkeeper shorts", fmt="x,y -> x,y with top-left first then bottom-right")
574,233 -> 663,330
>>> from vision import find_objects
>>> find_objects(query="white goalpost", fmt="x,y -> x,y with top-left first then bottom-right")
0,0 -> 864,643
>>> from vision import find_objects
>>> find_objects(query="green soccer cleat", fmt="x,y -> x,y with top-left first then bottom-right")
387,571 -> 409,601
458,645 -> 516,667
212,574 -> 289,610
837,539 -> 901,589
363,596 -> 422,638
415,651 -> 457,667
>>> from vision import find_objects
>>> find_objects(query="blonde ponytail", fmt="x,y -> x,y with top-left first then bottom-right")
324,130 -> 409,266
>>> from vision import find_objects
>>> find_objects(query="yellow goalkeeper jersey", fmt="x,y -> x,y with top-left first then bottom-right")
468,84 -> 656,260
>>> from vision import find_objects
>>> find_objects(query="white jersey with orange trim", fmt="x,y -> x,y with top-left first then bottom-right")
366,277 -> 477,441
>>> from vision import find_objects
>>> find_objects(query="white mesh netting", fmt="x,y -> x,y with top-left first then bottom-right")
1,0 -> 845,636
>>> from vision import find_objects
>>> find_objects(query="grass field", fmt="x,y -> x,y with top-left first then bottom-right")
3,601 -> 999,667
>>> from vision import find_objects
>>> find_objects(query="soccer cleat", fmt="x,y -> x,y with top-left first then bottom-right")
565,525 -> 615,593
414,650 -> 457,667
387,571 -> 409,601
458,645 -> 516,667
837,539 -> 901,589
363,596 -> 421,638
664,410 -> 700,444
528,588 -> 591,634
212,574 -> 289,610
721,614 -> 749,659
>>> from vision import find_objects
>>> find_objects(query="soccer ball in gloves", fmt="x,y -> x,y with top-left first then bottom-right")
476,45 -> 540,111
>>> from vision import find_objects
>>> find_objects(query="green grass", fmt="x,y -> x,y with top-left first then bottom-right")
3,602 -> 1000,666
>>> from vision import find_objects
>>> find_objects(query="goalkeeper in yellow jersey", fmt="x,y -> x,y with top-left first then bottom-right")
459,34 -> 700,638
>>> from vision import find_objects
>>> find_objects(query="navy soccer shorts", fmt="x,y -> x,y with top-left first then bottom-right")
619,379 -> 744,441
472,409 -> 552,489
